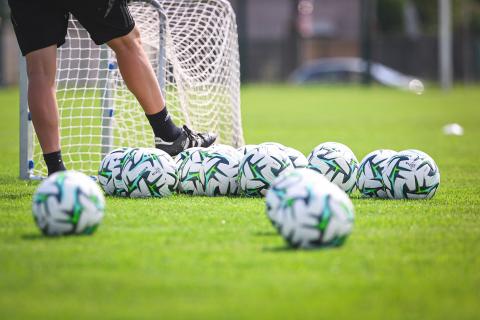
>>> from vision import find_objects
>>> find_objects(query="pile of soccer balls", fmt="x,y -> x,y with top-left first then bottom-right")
96,142 -> 309,198
307,143 -> 441,200
356,148 -> 440,199
31,141 -> 440,250
263,142 -> 440,249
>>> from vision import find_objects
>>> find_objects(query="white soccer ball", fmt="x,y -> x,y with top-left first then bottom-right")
404,149 -> 434,161
284,147 -> 308,168
238,145 -> 293,197
209,144 -> 242,159
175,147 -> 204,172
382,150 -> 440,199
203,145 -> 241,196
111,147 -> 141,197
237,144 -> 258,156
121,148 -> 178,198
408,79 -> 424,95
266,168 -> 355,249
260,142 -> 308,168
260,142 -> 286,149
266,168 -> 329,225
32,171 -> 105,236
98,147 -> 131,196
356,149 -> 397,198
307,142 -> 359,194
178,148 -> 210,195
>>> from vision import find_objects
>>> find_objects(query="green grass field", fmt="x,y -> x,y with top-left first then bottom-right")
1,85 -> 479,319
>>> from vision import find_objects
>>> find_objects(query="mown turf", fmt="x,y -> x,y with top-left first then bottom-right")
1,85 -> 479,319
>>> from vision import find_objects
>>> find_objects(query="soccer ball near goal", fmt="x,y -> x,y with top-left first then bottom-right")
238,145 -> 293,197
175,147 -> 204,173
260,142 -> 286,149
307,142 -> 358,194
121,148 -> 178,198
178,148 -> 210,195
32,171 -> 105,236
356,149 -> 397,198
284,147 -> 308,168
209,144 -> 242,159
203,145 -> 242,196
98,147 -> 131,196
382,150 -> 440,199
237,144 -> 258,156
266,168 -> 355,249
260,142 -> 308,168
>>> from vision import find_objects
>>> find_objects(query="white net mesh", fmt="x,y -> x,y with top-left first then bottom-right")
30,0 -> 243,178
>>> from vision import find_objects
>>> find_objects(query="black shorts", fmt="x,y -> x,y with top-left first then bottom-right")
8,0 -> 135,56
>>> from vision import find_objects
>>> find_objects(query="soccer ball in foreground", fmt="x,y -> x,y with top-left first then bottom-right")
266,168 -> 354,249
238,145 -> 293,197
382,150 -> 440,199
98,147 -> 131,196
307,142 -> 358,194
203,145 -> 241,196
178,148 -> 210,195
266,168 -> 329,225
32,171 -> 105,236
356,149 -> 397,198
121,148 -> 178,198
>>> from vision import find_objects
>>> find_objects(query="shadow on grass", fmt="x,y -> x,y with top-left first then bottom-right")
354,197 -> 434,204
252,231 -> 278,237
262,245 -> 297,252
354,197 -> 391,201
21,233 -> 93,240
263,244 -> 345,252
21,233 -> 49,241
0,192 -> 33,201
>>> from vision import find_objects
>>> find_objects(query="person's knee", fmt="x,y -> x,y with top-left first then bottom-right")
25,45 -> 57,86
108,27 -> 143,54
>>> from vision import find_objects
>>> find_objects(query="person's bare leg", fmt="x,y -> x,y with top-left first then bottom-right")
107,27 -> 165,115
26,45 -> 60,154
107,27 -> 182,142
107,27 -> 216,154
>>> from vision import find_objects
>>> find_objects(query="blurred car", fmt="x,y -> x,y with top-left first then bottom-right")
288,57 -> 418,90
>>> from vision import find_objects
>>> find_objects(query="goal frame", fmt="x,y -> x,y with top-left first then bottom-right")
19,0 -> 241,180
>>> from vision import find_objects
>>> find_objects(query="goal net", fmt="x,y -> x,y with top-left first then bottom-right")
20,0 -> 243,179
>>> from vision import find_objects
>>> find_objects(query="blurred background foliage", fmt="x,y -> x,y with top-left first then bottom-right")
0,0 -> 479,85
377,0 -> 480,34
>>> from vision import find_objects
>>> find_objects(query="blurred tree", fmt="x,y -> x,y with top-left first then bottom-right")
411,0 -> 437,33
470,0 -> 480,33
361,0 -> 375,85
377,0 -> 480,35
287,0 -> 301,76
377,0 -> 404,33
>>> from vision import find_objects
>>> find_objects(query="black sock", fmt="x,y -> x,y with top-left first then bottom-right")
146,107 -> 182,142
43,151 -> 67,176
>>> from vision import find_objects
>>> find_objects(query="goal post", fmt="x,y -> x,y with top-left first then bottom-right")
19,0 -> 243,180
19,55 -> 33,180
